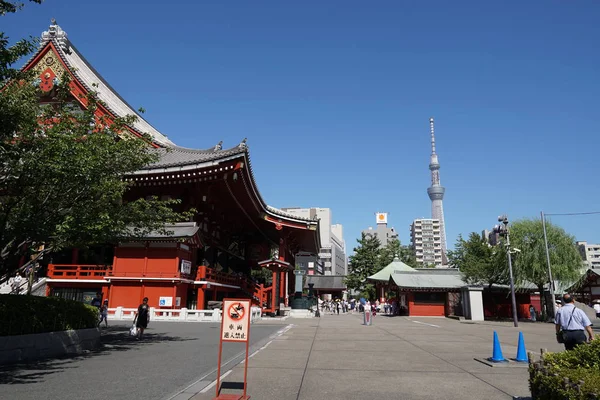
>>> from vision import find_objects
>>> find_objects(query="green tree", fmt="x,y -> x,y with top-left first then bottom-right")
344,233 -> 381,300
447,233 -> 507,288
251,268 -> 273,286
509,218 -> 583,317
1,4 -> 192,281
379,238 -> 418,269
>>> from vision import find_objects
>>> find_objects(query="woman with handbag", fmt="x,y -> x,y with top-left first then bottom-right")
555,294 -> 594,350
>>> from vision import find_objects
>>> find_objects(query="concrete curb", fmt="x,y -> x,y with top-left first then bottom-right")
0,328 -> 100,365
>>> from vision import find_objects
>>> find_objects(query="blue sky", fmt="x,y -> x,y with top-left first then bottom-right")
5,1 -> 600,252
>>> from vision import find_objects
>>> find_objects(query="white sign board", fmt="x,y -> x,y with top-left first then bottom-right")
180,259 -> 192,275
376,212 -> 388,224
175,297 -> 181,307
221,299 -> 251,342
159,296 -> 173,307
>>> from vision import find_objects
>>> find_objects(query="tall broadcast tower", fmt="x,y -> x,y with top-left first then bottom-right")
426,117 -> 448,264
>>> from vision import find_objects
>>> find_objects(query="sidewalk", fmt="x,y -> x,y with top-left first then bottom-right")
192,312 -> 563,400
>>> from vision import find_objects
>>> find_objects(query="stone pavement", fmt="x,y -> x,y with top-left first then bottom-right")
0,321 -> 282,400
192,312 -> 574,400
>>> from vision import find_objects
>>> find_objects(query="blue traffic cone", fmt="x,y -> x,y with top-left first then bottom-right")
515,332 -> 528,363
489,331 -> 507,362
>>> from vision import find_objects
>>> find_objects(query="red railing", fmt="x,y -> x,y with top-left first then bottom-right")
48,264 -> 112,280
196,266 -> 242,286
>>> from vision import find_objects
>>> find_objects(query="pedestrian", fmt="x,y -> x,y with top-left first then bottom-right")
593,301 -> 600,319
12,273 -> 22,294
529,305 -> 536,322
133,297 -> 150,340
555,294 -> 594,350
91,292 -> 102,308
98,299 -> 109,328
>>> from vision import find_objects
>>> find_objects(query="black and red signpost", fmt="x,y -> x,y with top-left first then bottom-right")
213,298 -> 252,400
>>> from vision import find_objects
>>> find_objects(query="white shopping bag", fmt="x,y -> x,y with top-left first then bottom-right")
129,324 -> 137,337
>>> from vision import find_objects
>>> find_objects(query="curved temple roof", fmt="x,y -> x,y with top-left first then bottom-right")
132,139 -> 319,227
25,21 -> 320,239
28,20 -> 175,147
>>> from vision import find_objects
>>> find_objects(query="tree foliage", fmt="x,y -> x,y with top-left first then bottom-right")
448,232 -> 507,288
510,218 -> 583,291
344,233 -> 381,300
0,5 -> 193,276
379,238 -> 418,269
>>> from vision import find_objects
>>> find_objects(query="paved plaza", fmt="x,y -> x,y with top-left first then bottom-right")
1,314 -> 596,400
193,313 -> 574,400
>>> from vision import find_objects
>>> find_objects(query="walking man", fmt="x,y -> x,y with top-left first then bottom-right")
555,294 -> 594,350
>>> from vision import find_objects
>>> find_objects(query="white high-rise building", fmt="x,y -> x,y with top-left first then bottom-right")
577,241 -> 600,269
280,207 -> 347,276
426,118 -> 448,264
410,218 -> 444,267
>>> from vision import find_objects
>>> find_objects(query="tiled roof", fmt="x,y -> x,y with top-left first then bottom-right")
25,22 -> 321,243
390,270 -> 465,289
368,257 -> 416,281
141,145 -> 246,169
33,21 -> 175,147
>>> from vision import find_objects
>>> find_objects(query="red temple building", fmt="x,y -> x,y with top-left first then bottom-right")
24,21 -> 321,315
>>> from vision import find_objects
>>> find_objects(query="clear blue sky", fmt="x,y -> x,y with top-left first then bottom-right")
5,1 -> 600,253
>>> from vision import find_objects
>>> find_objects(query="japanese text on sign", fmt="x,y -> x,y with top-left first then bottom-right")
221,299 -> 251,342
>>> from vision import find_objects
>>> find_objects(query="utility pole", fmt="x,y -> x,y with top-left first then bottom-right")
494,215 -> 519,327
541,211 -> 557,320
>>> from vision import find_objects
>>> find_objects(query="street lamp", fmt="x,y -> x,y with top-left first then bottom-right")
494,215 -> 519,327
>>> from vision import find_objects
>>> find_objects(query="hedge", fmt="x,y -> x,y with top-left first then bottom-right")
0,294 -> 98,336
529,339 -> 600,400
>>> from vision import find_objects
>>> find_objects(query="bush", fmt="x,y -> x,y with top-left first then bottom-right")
0,294 -> 98,336
529,339 -> 600,399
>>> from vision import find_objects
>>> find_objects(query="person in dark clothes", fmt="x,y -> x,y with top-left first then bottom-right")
133,297 -> 150,340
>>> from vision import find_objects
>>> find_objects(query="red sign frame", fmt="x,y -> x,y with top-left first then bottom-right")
214,298 -> 252,400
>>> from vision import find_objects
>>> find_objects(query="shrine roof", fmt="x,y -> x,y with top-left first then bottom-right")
139,144 -> 247,170
389,270 -> 465,290
368,257 -> 416,281
28,20 -> 174,147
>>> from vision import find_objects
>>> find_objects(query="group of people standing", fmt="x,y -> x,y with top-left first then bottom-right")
321,299 -> 350,314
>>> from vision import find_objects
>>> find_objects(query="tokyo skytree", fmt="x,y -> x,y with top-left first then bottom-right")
426,117 -> 448,264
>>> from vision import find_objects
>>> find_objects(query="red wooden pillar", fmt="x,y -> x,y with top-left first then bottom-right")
279,270 -> 286,303
172,285 -> 177,309
271,269 -> 278,312
278,239 -> 286,261
212,288 -> 217,301
197,287 -> 205,310
108,284 -> 114,308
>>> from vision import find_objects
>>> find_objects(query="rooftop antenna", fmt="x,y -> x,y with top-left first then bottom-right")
429,117 -> 436,155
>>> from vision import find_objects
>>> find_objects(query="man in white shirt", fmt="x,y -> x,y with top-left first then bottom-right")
555,294 -> 594,350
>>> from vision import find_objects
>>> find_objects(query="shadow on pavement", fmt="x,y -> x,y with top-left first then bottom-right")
0,324 -> 197,385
